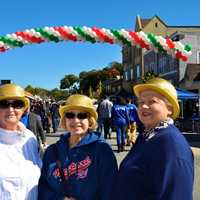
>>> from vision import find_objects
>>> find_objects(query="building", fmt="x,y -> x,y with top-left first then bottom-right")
122,15 -> 200,93
120,15 -> 200,117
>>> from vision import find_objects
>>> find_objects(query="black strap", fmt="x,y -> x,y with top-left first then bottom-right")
53,143 -> 73,198
56,159 -> 66,181
54,144 -> 66,181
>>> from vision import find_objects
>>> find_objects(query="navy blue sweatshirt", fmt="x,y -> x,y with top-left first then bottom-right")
113,124 -> 194,200
38,131 -> 118,200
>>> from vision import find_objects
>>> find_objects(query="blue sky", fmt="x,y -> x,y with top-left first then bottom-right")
0,0 -> 199,90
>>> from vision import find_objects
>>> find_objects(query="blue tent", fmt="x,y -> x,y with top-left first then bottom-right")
176,88 -> 199,100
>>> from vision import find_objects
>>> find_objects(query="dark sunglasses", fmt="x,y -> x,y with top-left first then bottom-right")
65,112 -> 88,119
0,100 -> 25,109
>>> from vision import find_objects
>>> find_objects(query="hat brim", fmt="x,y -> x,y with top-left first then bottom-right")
134,84 -> 180,119
0,96 -> 29,110
59,105 -> 98,120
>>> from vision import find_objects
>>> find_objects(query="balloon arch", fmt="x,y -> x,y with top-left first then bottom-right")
0,26 -> 192,62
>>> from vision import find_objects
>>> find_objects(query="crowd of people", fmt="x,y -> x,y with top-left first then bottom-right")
97,95 -> 142,153
0,77 -> 194,199
30,98 -> 60,134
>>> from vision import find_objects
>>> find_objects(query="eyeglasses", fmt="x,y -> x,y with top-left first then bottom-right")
0,100 -> 25,109
65,112 -> 88,120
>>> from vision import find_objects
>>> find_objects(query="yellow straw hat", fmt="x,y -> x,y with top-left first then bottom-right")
133,77 -> 180,119
0,84 -> 29,110
59,94 -> 98,120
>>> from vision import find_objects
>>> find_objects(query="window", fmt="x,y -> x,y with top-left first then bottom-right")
131,68 -> 134,80
124,71 -> 128,81
136,65 -> 140,78
149,63 -> 154,72
158,56 -> 167,74
112,87 -> 116,93
155,23 -> 158,28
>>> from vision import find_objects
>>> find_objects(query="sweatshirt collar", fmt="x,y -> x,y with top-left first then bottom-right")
142,118 -> 174,140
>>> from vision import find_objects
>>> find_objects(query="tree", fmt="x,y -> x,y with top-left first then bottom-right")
96,80 -> 102,96
89,85 -> 93,98
109,61 -> 123,75
92,80 -> 104,99
25,85 -> 49,98
47,88 -> 69,101
60,74 -> 78,90
105,68 -> 120,78
25,85 -> 35,95
79,70 -> 101,94
59,61 -> 123,96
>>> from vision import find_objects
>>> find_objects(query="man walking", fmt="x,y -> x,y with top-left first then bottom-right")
98,96 -> 113,139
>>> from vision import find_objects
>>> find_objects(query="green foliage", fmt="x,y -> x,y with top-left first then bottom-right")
78,62 -> 122,95
25,85 -> 35,94
50,88 -> 69,101
108,61 -> 123,75
79,70 -> 101,94
25,85 -> 49,98
60,74 -> 78,90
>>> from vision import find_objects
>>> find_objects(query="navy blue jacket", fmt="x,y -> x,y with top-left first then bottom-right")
38,131 -> 118,200
113,124 -> 194,200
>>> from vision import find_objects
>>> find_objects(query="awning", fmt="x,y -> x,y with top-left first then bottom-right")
176,88 -> 199,100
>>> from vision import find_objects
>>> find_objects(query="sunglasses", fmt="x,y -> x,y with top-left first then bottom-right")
0,100 -> 25,109
65,112 -> 88,120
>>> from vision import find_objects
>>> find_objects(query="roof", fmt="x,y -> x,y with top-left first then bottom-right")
177,88 -> 199,100
140,18 -> 151,28
136,15 -> 168,30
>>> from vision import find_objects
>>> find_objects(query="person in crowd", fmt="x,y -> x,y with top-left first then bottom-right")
113,77 -> 194,200
43,100 -> 52,133
50,100 -> 60,133
126,98 -> 141,146
0,83 -> 41,200
21,95 -> 47,156
38,94 -> 118,200
98,96 -> 113,139
111,96 -> 130,153
96,98 -> 103,133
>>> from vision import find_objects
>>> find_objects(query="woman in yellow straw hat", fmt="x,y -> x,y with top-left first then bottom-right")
113,77 -> 194,200
0,83 -> 41,200
38,94 -> 118,200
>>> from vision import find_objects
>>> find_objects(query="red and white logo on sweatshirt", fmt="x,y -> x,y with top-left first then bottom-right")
53,156 -> 92,180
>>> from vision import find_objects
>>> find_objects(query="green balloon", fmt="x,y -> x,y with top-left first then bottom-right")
184,44 -> 192,52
